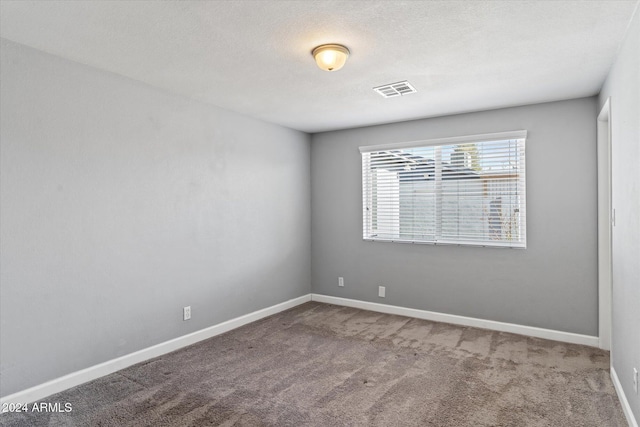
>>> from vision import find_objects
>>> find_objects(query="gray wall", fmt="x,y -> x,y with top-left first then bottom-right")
311,97 -> 598,336
0,39 -> 311,397
599,4 -> 640,420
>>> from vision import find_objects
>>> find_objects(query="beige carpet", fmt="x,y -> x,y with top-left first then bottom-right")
0,302 -> 627,426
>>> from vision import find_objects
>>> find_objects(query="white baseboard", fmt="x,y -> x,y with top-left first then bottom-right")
1,293 -> 605,407
311,294 -> 600,347
0,294 -> 311,405
611,366 -> 639,427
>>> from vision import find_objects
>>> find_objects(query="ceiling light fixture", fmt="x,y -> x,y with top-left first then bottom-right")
312,44 -> 350,72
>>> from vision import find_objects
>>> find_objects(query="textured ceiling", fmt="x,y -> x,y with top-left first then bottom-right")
0,1 -> 637,133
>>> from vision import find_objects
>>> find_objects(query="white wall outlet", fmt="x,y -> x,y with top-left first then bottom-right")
183,306 -> 191,321
378,286 -> 386,298
338,277 -> 344,287
633,367 -> 638,394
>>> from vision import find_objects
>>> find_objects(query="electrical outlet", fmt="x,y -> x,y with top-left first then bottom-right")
183,306 -> 191,321
378,286 -> 386,298
634,367 -> 638,394
338,277 -> 344,287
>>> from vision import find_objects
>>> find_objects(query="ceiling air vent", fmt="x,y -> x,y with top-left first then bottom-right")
373,81 -> 417,98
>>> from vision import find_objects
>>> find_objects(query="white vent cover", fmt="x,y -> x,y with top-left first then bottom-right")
373,81 -> 417,98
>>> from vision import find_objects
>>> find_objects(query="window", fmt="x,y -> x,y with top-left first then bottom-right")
361,131 -> 526,248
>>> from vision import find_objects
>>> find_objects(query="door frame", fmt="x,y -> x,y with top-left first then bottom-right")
597,98 -> 612,351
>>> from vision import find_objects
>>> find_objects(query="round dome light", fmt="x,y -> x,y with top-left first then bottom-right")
312,44 -> 350,72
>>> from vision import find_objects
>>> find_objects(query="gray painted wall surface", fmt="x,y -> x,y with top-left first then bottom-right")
311,98 -> 598,336
0,39 -> 311,397
599,5 -> 640,420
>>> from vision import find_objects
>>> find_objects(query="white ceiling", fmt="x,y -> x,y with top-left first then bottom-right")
1,0 -> 637,133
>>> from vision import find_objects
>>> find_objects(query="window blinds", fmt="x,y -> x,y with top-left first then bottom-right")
360,131 -> 526,248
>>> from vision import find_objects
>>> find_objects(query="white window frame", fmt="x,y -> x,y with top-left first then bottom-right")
360,130 -> 527,248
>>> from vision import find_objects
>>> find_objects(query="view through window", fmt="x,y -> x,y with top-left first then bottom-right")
361,131 -> 527,248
